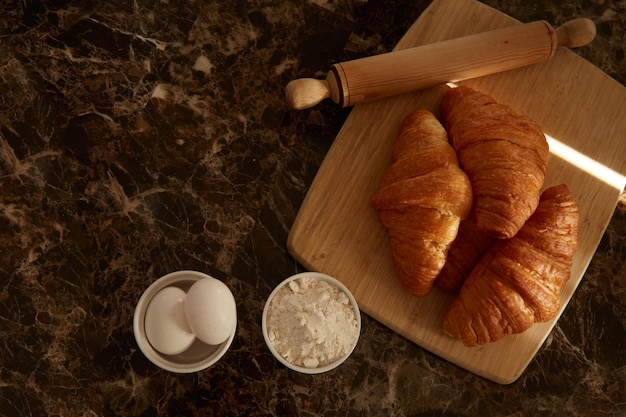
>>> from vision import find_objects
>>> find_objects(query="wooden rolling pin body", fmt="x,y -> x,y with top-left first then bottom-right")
328,21 -> 557,107
285,18 -> 595,109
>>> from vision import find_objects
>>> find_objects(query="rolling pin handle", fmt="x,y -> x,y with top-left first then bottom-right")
555,18 -> 596,48
285,78 -> 331,110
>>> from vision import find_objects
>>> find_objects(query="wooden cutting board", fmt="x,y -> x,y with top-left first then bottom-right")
287,0 -> 626,384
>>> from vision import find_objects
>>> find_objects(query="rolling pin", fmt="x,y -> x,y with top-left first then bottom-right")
285,18 -> 596,110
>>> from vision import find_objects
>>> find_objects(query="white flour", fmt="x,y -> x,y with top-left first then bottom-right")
266,277 -> 359,368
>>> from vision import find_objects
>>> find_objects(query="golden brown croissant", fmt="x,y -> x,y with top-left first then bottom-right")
442,184 -> 579,346
371,110 -> 473,297
441,86 -> 549,239
435,214 -> 495,292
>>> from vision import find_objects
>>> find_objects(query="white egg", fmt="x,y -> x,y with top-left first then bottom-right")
185,278 -> 237,346
144,286 -> 195,356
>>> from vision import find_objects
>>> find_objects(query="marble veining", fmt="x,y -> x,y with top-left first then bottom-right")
0,0 -> 624,416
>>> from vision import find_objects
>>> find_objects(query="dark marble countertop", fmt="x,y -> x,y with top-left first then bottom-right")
1,1 -> 624,416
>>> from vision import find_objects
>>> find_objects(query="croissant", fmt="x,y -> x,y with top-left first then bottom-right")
442,184 -> 579,346
371,110 -> 473,297
441,86 -> 549,239
435,214 -> 495,292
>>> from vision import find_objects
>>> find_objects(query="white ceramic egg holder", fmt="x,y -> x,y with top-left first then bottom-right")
133,270 -> 237,373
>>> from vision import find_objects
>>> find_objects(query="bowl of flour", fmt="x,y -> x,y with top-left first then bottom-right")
262,272 -> 361,374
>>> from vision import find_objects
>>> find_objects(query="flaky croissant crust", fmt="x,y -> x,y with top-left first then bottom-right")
435,213 -> 495,293
442,184 -> 579,346
441,86 -> 550,239
371,110 -> 473,297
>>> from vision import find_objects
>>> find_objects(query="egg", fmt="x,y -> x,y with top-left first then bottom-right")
185,278 -> 237,346
144,286 -> 195,356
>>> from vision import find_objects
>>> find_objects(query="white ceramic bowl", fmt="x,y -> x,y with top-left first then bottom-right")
133,270 -> 236,373
262,272 -> 361,374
